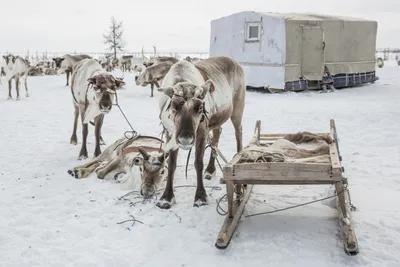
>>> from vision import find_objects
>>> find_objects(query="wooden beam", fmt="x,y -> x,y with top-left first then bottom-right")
336,181 -> 359,255
233,162 -> 332,173
221,179 -> 338,185
215,185 -> 253,249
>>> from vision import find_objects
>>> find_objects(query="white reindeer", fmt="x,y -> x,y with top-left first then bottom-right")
2,55 -> 29,100
68,135 -> 168,197
69,58 -> 124,160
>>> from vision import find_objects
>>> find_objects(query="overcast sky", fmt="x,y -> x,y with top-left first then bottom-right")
0,0 -> 399,54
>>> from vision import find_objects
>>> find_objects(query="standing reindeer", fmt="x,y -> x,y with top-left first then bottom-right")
156,57 -> 246,209
70,58 -> 124,159
135,61 -> 176,97
53,54 -> 92,86
135,46 -> 179,97
2,55 -> 30,100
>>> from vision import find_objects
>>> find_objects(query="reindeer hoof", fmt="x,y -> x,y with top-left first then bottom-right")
7,96 -> 12,100
193,198 -> 209,207
114,172 -> 125,182
156,198 -> 175,209
203,171 -> 216,180
67,169 -> 81,179
77,155 -> 88,160
194,191 -> 209,207
26,93 -> 30,97
16,96 -> 20,101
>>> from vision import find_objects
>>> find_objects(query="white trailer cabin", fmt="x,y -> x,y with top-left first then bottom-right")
209,11 -> 378,91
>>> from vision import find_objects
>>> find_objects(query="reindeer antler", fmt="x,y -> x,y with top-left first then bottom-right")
138,147 -> 150,161
152,46 -> 156,58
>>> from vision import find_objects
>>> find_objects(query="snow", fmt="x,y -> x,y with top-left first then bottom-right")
1,63 -> 400,267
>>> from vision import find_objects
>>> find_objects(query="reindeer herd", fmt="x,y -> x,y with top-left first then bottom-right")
1,49 -> 246,210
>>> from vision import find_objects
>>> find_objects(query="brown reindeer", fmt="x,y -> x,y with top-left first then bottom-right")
135,61 -> 176,97
156,57 -> 246,209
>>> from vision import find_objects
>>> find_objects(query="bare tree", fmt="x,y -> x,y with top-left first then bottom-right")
103,16 -> 124,60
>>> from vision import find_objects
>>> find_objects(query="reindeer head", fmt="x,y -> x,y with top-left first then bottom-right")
134,67 -> 151,86
126,148 -> 168,198
158,80 -> 214,150
52,57 -> 65,70
3,55 -> 18,70
87,74 -> 122,114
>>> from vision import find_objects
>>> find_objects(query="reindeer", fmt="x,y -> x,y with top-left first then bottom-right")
53,54 -> 92,86
118,55 -> 133,72
68,135 -> 168,197
70,58 -> 124,160
135,61 -> 176,97
2,55 -> 30,100
27,66 -> 44,76
185,56 -> 203,64
141,46 -> 179,68
156,57 -> 246,209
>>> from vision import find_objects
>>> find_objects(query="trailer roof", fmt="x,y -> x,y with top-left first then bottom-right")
264,12 -> 373,22
212,11 -> 375,23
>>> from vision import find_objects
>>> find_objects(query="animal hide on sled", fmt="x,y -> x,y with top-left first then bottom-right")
238,132 -> 333,164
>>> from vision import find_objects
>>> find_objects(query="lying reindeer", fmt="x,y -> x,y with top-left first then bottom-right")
68,135 -> 168,197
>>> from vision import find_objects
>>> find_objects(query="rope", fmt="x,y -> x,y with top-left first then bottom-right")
114,103 -> 138,138
215,178 -> 356,218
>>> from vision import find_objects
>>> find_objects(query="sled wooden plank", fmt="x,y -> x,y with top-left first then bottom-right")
232,162 -> 332,172
221,178 -> 338,185
330,119 -> 358,255
215,185 -> 253,249
329,143 -> 342,175
259,133 -> 327,137
336,181 -> 359,255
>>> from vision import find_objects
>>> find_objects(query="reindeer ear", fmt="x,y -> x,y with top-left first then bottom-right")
199,79 -> 215,99
158,152 -> 169,163
15,55 -> 19,59
3,55 -> 7,59
158,87 -> 174,97
60,58 -> 65,61
87,77 -> 97,84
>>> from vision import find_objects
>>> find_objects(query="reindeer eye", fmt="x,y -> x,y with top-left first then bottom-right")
193,100 -> 203,113
172,99 -> 184,111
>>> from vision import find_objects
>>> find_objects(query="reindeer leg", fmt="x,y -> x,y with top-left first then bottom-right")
193,126 -> 209,207
157,134 -> 178,209
65,71 -> 70,86
204,127 -> 221,180
96,154 -> 123,179
93,114 -> 104,157
70,104 -> 79,145
69,161 -> 101,179
78,106 -> 88,160
150,83 -> 154,97
7,80 -> 12,100
15,77 -> 21,100
24,75 -> 29,97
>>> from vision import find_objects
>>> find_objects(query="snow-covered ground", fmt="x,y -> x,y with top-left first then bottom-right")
0,63 -> 399,267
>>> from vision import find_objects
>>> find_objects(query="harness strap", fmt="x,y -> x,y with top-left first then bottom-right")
121,135 -> 164,151
122,146 -> 161,155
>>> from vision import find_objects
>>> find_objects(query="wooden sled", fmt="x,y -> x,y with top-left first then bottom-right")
215,119 -> 359,255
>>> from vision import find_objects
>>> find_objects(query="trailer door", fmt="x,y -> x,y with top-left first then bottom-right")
300,26 -> 325,80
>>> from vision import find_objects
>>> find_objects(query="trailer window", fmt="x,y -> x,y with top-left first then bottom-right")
246,23 -> 261,41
